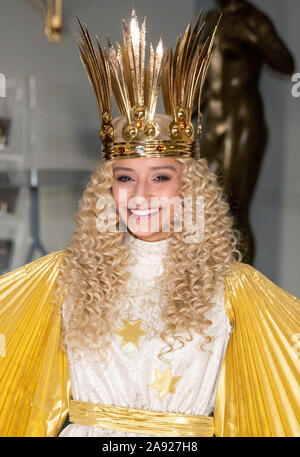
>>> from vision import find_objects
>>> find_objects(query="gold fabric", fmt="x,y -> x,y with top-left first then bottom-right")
149,367 -> 181,399
0,250 -> 71,437
114,319 -> 148,348
215,262 -> 300,437
69,399 -> 214,437
0,250 -> 299,436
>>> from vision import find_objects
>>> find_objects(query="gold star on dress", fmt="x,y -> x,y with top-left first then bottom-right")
114,319 -> 148,348
149,367 -> 181,398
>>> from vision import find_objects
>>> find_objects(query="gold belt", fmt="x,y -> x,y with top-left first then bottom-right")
69,399 -> 214,437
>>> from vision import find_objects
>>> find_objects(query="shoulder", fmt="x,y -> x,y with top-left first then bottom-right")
225,260 -> 299,300
0,249 -> 67,293
225,260 -> 292,288
225,261 -> 263,296
224,261 -> 300,323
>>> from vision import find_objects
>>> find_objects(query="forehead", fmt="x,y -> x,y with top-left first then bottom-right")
112,157 -> 181,172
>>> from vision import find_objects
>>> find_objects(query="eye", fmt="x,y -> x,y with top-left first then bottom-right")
153,175 -> 171,183
116,174 -> 171,183
116,175 -> 133,182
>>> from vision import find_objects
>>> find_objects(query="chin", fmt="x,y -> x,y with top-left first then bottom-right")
131,224 -> 172,240
135,233 -> 168,242
129,228 -> 160,238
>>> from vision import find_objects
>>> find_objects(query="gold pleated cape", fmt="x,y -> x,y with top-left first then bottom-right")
0,250 -> 299,437
0,251 -> 70,437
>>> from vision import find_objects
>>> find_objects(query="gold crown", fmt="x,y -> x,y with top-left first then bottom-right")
76,8 -> 219,160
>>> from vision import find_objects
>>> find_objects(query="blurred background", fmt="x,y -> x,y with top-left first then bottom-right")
0,0 -> 299,295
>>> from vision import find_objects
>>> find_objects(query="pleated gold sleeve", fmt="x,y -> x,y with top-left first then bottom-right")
0,250 -> 71,437
214,262 -> 300,437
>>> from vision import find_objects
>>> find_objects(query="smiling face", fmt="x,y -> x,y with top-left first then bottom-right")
112,157 -> 183,241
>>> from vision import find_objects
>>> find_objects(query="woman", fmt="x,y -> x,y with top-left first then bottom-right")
0,10 -> 299,437
57,121 -> 240,437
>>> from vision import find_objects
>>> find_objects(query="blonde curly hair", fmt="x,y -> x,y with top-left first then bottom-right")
54,156 -> 242,364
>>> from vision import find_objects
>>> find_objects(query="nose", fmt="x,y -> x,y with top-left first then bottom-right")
130,179 -> 152,208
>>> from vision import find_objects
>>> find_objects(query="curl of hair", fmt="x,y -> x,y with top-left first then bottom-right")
54,156 -> 242,365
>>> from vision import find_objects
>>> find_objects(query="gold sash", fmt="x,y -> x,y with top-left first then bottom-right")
69,399 -> 214,437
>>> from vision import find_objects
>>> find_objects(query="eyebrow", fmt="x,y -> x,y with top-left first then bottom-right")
113,166 -> 177,172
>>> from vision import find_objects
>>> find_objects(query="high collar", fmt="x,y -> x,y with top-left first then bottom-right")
123,231 -> 170,272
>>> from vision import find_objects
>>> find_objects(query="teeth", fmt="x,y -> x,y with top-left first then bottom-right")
130,208 -> 160,216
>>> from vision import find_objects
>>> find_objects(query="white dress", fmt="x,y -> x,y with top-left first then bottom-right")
59,231 -> 232,437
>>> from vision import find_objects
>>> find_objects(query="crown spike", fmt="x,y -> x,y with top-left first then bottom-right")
76,15 -> 112,128
75,9 -> 219,160
197,13 -> 222,128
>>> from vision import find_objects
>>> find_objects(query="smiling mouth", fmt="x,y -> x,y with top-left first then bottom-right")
128,208 -> 161,219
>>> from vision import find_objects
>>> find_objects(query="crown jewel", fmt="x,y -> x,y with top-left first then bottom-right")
76,8 -> 219,160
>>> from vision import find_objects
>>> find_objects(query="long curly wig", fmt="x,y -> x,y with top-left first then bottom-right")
54,156 -> 242,364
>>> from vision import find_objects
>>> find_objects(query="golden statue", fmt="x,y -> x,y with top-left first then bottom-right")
197,0 -> 295,264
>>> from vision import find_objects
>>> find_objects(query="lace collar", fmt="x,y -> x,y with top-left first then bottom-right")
123,230 -> 170,270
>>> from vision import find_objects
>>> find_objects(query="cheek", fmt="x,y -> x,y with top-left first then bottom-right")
111,184 -> 120,210
166,178 -> 181,198
112,183 -> 128,211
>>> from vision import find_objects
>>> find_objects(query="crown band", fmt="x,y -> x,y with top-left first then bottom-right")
103,140 -> 197,160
